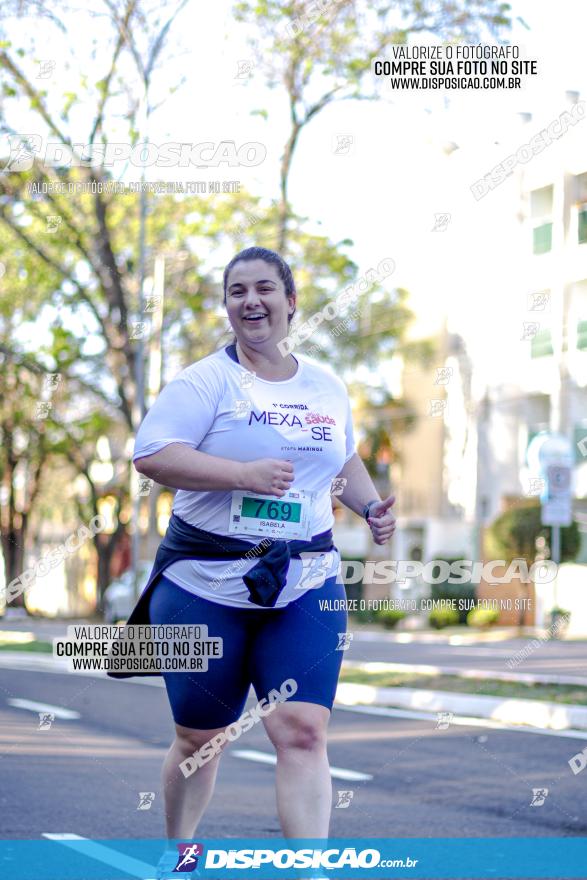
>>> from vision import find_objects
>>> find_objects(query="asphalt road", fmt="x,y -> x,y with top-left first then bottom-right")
3,616 -> 586,681
0,663 -> 585,845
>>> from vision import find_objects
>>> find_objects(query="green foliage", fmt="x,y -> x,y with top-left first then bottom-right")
430,556 -> 476,624
466,607 -> 500,628
234,0 -> 511,102
486,501 -> 580,564
351,608 -> 378,624
428,606 -> 460,629
551,606 -> 571,617
550,607 -> 571,632
377,609 -> 406,629
0,0 -> 513,601
348,606 -> 406,628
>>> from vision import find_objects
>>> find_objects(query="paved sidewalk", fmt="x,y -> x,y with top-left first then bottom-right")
343,659 -> 587,687
351,625 -> 587,644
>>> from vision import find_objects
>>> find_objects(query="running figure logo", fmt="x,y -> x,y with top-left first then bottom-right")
38,712 -> 54,730
435,711 -> 453,730
233,399 -> 252,419
235,59 -> 254,79
43,373 -> 62,391
429,399 -> 447,417
527,477 -> 545,496
528,292 -> 550,311
297,552 -> 333,590
431,212 -> 451,232
1,134 -> 42,174
137,792 -> 155,810
434,366 -> 453,386
144,295 -> 162,313
521,321 -> 540,341
333,134 -> 354,155
138,477 -> 154,497
37,60 -> 56,78
173,843 -> 204,872
335,790 -> 354,808
330,477 -> 347,496
46,215 -> 62,233
35,401 -> 53,419
530,788 -> 549,807
130,321 -> 148,340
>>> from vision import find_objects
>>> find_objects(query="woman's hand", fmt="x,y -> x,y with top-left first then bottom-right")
367,495 -> 397,545
242,458 -> 295,497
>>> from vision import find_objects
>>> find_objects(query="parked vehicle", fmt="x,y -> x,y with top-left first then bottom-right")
102,563 -> 152,623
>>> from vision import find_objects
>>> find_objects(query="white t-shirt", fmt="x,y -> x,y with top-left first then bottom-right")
133,344 -> 357,608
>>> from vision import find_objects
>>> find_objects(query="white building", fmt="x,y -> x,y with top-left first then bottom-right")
374,91 -> 587,623
465,91 -> 587,560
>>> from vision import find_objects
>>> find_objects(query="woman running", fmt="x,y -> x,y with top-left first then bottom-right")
113,247 -> 396,874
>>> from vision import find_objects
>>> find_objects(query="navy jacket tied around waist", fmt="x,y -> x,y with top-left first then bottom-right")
106,512 -> 336,679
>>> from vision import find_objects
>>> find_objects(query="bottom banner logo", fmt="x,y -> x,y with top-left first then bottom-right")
174,843 -> 204,872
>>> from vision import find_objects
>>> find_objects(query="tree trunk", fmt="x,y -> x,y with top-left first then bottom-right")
278,120 -> 302,253
94,524 -> 124,612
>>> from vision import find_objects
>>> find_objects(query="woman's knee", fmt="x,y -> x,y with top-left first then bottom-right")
174,723 -> 228,758
266,707 -> 329,753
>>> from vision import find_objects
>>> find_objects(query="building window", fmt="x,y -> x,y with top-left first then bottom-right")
530,185 -> 553,255
573,425 -> 587,463
579,208 -> 587,245
575,172 -> 587,244
530,328 -> 554,358
533,223 -> 553,254
577,319 -> 587,351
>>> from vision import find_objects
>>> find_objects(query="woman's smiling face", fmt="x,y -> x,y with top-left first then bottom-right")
225,258 -> 296,346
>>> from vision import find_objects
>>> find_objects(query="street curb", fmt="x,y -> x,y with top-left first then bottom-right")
335,682 -> 587,731
2,651 -> 586,733
342,660 -> 587,687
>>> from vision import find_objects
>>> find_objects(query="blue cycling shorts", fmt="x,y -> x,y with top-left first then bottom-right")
147,573 -> 348,730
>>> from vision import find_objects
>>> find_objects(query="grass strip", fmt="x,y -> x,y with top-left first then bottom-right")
339,668 -> 587,705
0,640 -> 53,653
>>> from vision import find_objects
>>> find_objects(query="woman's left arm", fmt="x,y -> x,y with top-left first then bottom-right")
333,453 -> 397,545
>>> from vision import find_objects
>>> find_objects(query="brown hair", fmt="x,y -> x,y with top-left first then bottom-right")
223,247 -> 296,343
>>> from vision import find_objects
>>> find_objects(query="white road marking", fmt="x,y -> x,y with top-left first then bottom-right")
42,833 -> 157,878
7,698 -> 80,719
231,748 -> 373,781
336,703 -> 587,740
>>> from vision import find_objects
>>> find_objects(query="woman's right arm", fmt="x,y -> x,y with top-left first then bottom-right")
135,444 -> 294,497
133,365 -> 294,496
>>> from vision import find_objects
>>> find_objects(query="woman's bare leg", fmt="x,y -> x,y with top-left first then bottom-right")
262,702 -> 332,838
161,722 -> 227,839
